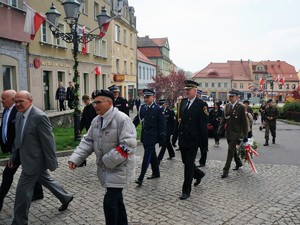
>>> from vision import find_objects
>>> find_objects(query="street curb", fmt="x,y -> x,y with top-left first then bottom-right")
0,141 -> 142,167
278,119 -> 300,126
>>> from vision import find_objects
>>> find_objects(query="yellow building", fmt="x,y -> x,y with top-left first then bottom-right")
110,0 -> 137,99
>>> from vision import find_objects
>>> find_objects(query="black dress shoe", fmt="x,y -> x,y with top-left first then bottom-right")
179,194 -> 190,200
58,196 -> 73,212
147,175 -> 160,179
135,180 -> 142,186
194,173 -> 205,186
232,164 -> 242,170
0,200 -> 3,212
167,157 -> 174,160
197,164 -> 205,167
221,171 -> 228,178
31,195 -> 44,201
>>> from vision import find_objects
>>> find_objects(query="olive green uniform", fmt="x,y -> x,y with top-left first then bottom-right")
264,105 -> 279,141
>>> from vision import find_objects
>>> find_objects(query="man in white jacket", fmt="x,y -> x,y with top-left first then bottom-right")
68,89 -> 137,225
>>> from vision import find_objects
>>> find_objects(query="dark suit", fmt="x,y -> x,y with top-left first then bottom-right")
158,107 -> 175,161
173,98 -> 206,196
0,107 -> 43,209
133,103 -> 166,182
79,103 -> 97,132
10,106 -> 73,225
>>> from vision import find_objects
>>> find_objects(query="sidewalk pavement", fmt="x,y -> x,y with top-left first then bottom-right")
1,147 -> 300,224
1,109 -> 300,224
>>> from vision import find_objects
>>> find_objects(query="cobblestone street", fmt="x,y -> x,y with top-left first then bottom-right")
1,150 -> 300,224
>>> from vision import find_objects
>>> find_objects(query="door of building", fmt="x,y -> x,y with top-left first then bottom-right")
43,71 -> 50,110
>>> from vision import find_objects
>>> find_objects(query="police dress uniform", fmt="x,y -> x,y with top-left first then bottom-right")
197,97 -> 209,166
172,80 -> 206,200
133,89 -> 166,185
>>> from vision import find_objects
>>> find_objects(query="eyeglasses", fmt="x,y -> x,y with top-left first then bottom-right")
14,100 -> 29,104
93,100 -> 108,105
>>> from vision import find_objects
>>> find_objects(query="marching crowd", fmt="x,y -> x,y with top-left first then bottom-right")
0,79 -> 279,225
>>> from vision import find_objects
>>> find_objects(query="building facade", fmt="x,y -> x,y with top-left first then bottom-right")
193,60 -> 300,103
0,0 -> 30,112
137,36 -> 174,76
110,0 -> 138,99
137,49 -> 156,91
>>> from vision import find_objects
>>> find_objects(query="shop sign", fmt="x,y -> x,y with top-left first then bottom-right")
113,74 -> 125,82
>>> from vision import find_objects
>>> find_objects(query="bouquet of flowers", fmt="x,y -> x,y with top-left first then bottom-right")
238,138 -> 259,173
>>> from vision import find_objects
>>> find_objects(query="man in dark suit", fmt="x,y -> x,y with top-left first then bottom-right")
133,89 -> 166,186
8,91 -> 73,225
218,89 -> 248,178
108,84 -> 129,116
0,90 -> 43,212
157,99 -> 175,163
172,80 -> 206,200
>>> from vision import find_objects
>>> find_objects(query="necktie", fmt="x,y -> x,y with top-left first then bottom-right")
16,115 -> 25,146
2,109 -> 8,143
185,101 -> 190,112
231,104 -> 234,109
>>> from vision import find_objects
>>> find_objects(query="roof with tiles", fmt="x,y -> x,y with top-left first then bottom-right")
137,50 -> 156,66
152,38 -> 169,48
193,62 -> 233,79
138,47 -> 162,58
228,60 -> 251,81
137,36 -> 157,47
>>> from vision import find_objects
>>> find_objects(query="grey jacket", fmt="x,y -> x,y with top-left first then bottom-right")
69,107 -> 137,188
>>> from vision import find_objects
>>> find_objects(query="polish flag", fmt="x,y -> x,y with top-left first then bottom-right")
279,77 -> 285,86
24,4 -> 46,40
82,26 -> 87,54
275,74 -> 280,84
99,19 -> 112,38
95,65 -> 102,76
259,77 -> 265,90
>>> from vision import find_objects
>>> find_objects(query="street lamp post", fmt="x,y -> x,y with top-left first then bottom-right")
45,0 -> 110,140
265,74 -> 274,101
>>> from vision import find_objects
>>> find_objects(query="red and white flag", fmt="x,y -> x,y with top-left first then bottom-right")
24,4 -> 45,40
275,74 -> 280,84
95,65 -> 102,76
82,26 -> 87,54
279,77 -> 285,86
259,77 -> 265,90
99,19 -> 112,38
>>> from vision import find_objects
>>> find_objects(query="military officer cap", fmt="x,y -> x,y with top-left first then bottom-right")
267,98 -> 273,103
243,99 -> 250,104
158,99 -> 166,105
184,80 -> 199,89
143,89 -> 155,96
108,84 -> 120,92
228,89 -> 240,96
197,89 -> 202,95
92,89 -> 115,103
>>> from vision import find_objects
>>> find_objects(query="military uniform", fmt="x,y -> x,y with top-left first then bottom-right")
218,89 -> 248,178
157,100 -> 176,162
263,99 -> 279,145
133,89 -> 166,185
172,80 -> 206,200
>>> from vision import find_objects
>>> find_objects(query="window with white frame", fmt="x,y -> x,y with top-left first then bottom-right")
143,67 -> 145,79
233,83 -> 237,89
255,74 -> 259,80
94,2 -> 99,20
123,29 -> 127,46
124,61 -> 127,74
205,83 -> 208,87
56,23 -> 66,47
211,83 -> 215,88
138,66 -> 141,79
199,83 -> 202,87
130,33 -> 133,48
224,83 -> 227,88
218,82 -> 221,87
94,39 -> 101,56
240,83 -> 243,89
115,24 -> 120,42
100,39 -> 107,58
41,21 -> 52,44
2,66 -> 17,90
116,59 -> 120,73
81,0 -> 87,14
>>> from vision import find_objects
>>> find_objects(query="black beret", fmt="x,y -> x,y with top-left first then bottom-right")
267,98 -> 273,103
108,85 -> 120,92
143,89 -> 155,96
243,100 -> 250,104
228,89 -> 240,96
92,89 -> 115,103
184,80 -> 199,89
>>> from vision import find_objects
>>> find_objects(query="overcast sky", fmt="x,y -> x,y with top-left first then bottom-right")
129,0 -> 300,73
